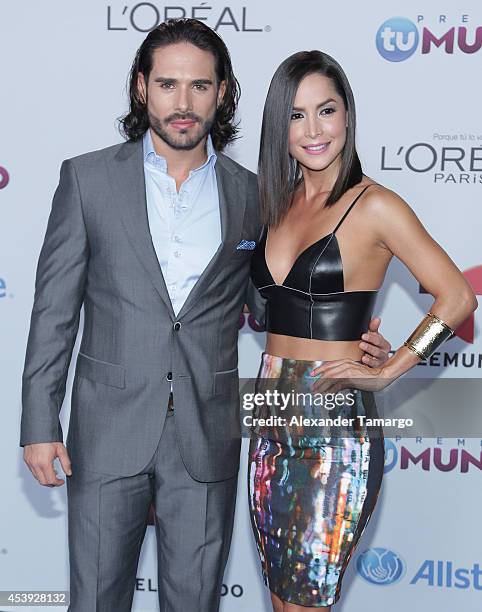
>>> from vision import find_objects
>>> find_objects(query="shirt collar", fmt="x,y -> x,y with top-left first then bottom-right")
142,129 -> 217,174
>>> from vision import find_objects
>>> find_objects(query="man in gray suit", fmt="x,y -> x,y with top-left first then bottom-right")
20,19 -> 391,612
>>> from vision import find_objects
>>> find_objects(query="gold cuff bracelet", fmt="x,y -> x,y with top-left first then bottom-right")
403,312 -> 454,360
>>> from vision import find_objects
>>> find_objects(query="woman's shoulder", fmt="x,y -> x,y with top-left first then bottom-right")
357,177 -> 397,200
354,178 -> 414,220
352,178 -> 424,243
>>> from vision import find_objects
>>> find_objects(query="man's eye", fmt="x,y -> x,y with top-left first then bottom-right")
194,84 -> 208,91
160,83 -> 174,89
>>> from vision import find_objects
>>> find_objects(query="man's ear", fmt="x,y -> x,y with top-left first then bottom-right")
217,80 -> 226,109
137,72 -> 147,104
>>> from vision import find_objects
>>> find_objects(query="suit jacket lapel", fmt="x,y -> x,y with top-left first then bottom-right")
176,153 -> 247,320
107,140 -> 176,320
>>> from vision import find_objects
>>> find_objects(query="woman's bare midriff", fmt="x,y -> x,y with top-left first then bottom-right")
266,333 -> 363,362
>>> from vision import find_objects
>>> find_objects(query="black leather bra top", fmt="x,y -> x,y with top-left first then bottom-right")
250,185 -> 378,340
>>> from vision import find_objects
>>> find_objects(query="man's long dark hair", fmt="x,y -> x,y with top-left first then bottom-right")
258,50 -> 363,227
118,18 -> 240,151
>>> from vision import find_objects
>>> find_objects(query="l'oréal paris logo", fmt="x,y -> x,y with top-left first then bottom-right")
380,139 -> 482,184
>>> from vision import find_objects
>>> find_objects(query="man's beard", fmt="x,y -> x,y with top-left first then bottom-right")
148,109 -> 216,151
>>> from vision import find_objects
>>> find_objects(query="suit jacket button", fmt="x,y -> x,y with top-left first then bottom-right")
173,322 -> 181,331
166,372 -> 173,381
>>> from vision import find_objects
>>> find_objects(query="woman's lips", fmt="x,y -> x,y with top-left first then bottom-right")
302,142 -> 330,155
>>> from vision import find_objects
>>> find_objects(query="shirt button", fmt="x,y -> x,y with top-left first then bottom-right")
166,372 -> 173,381
173,322 -> 181,331
174,251 -> 181,258
174,235 -> 181,243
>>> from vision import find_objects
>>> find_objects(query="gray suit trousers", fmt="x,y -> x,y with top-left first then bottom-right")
66,409 -> 238,612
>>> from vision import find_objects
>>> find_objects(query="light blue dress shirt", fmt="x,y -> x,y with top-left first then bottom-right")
143,129 -> 221,317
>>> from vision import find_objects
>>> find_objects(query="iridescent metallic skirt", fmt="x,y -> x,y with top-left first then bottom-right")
248,353 -> 384,607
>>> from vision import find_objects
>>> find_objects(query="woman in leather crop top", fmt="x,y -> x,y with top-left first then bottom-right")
247,51 -> 477,611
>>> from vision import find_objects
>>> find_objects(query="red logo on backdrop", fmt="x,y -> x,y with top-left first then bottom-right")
455,266 -> 482,343
239,312 -> 264,332
420,265 -> 481,343
0,166 -> 9,189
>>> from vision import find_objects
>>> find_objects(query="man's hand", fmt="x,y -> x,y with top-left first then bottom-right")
359,316 -> 392,368
23,442 -> 72,487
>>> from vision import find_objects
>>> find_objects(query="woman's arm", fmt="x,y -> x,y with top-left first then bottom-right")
371,187 -> 477,379
312,187 -> 477,391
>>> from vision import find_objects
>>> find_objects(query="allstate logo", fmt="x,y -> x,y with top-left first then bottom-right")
376,17 -> 419,62
383,439 -> 398,473
357,548 -> 406,585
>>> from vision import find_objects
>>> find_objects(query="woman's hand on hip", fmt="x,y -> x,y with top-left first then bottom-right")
310,358 -> 393,393
359,316 -> 392,368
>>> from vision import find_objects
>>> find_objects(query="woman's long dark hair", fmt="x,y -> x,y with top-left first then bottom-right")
259,51 -> 363,227
118,18 -> 240,151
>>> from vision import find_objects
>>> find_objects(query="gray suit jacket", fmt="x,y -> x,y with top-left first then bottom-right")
20,139 -> 265,482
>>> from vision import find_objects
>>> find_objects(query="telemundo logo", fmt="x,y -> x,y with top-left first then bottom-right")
357,548 -> 406,586
376,17 -> 419,62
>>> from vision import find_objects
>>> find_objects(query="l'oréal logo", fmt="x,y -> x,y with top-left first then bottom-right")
107,4 -> 271,33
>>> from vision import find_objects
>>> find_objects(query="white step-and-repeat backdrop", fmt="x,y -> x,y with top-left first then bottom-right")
1,1 -> 481,610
